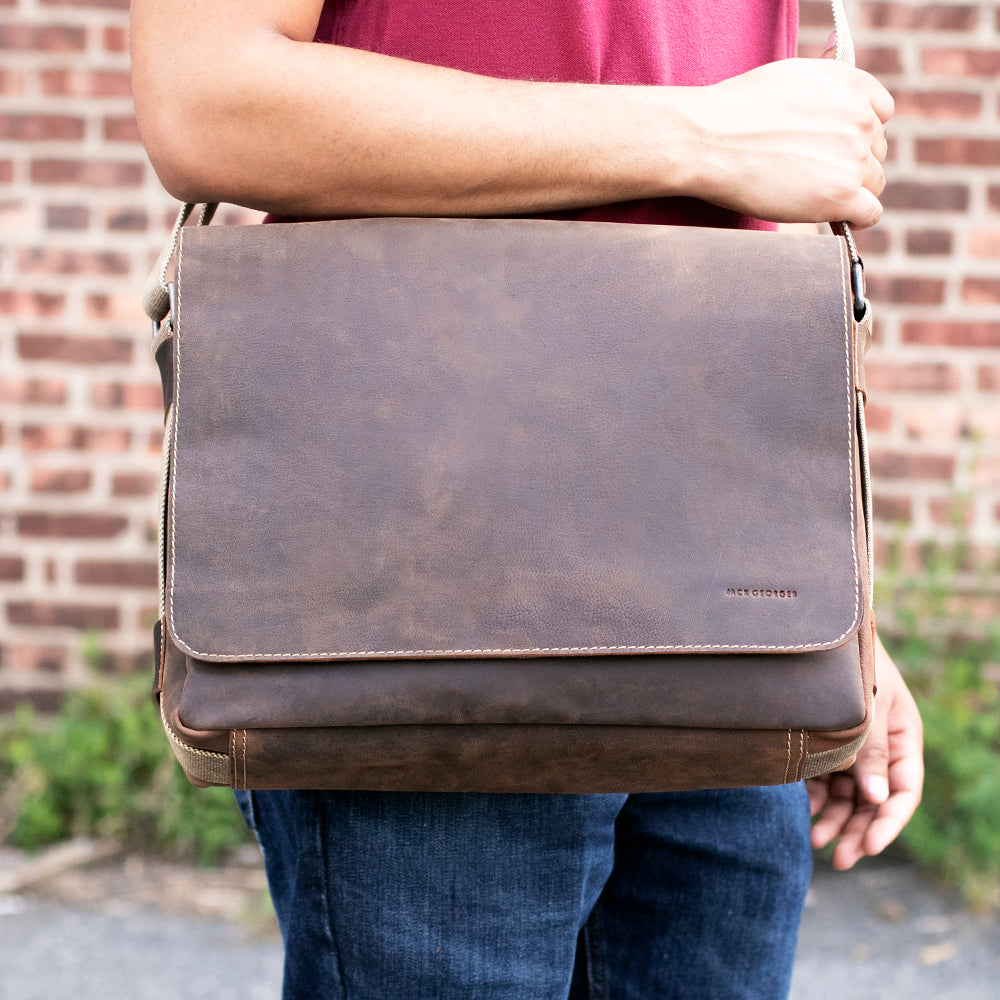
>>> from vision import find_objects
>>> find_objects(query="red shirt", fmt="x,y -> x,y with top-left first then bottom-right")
282,0 -> 799,228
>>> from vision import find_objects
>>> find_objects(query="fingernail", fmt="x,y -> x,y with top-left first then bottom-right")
827,31 -> 838,49
866,775 -> 889,802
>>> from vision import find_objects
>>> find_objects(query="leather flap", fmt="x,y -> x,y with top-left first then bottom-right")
165,218 -> 863,662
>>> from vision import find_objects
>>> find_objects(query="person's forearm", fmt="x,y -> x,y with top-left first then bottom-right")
132,23 -> 698,216
130,0 -> 892,226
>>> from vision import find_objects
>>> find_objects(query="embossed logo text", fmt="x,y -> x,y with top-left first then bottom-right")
725,587 -> 798,599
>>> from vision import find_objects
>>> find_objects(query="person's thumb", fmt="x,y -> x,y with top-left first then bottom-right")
822,30 -> 838,60
851,692 -> 891,805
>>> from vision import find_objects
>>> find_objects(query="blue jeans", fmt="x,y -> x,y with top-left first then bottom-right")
235,786 -> 811,1000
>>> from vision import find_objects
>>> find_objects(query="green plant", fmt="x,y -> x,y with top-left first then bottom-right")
883,633 -> 1000,912
877,527 -> 1000,912
0,676 -> 251,864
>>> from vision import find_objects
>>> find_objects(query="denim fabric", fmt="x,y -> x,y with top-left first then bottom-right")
235,785 -> 811,1000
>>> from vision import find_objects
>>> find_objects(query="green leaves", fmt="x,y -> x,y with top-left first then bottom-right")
0,677 -> 250,865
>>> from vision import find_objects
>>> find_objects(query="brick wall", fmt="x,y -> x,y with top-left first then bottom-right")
1,0 -> 999,705
800,0 -> 1000,584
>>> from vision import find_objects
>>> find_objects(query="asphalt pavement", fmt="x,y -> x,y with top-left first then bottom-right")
1,849 -> 997,999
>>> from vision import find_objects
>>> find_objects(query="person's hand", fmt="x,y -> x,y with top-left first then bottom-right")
674,57 -> 893,229
807,631 -> 923,869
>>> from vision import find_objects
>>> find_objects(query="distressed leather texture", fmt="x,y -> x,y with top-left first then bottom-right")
154,217 -> 874,792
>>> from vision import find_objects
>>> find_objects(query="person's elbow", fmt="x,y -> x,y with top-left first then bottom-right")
133,84 -> 239,205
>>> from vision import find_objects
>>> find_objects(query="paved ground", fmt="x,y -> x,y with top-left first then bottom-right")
1,846 -> 997,998
791,857 -> 1000,1000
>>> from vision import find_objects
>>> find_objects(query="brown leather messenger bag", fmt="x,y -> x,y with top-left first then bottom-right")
142,2 -> 878,793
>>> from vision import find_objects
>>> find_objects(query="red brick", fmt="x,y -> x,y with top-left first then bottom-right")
930,497 -> 976,529
0,290 -> 66,317
872,494 -> 912,524
963,278 -> 1000,304
85,293 -> 142,322
975,457 -> 1000,489
978,366 -> 1000,391
991,187 -> 1000,212
865,276 -> 945,305
106,207 -> 148,232
0,115 -> 86,141
869,451 -> 956,480
30,159 -> 144,188
0,556 -> 25,582
16,512 -> 128,539
0,377 -> 68,405
864,3 -> 979,30
7,646 -> 66,675
17,247 -> 131,275
103,26 -> 129,52
970,231 -> 1000,258
0,69 -> 24,96
30,468 -> 92,493
862,402 -> 893,434
906,229 -> 953,255
852,228 -> 890,255
856,47 -> 904,75
0,200 -> 28,228
40,69 -> 132,99
0,24 -> 87,50
18,333 -> 132,363
138,606 -> 160,631
112,471 -> 158,497
40,0 -> 130,7
20,425 -> 132,453
923,50 -> 1000,78
46,204 -> 90,229
0,160 -> 13,183
882,181 -> 969,211
7,601 -> 119,630
916,138 -> 1000,167
91,381 -> 163,411
902,321 -> 1000,348
146,429 -> 166,454
903,405 -> 984,442
103,115 -> 141,142
798,1 -> 835,28
75,559 -> 157,588
865,362 -> 960,392
891,91 -> 981,119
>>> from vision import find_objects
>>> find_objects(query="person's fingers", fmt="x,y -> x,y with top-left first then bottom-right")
863,702 -> 925,856
806,776 -> 831,817
858,69 -> 895,123
872,124 -> 889,163
819,43 -> 895,124
862,154 -> 886,197
842,187 -> 883,230
809,772 -> 859,848
863,788 -> 922,857
829,802 -> 879,869
871,86 -> 894,124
